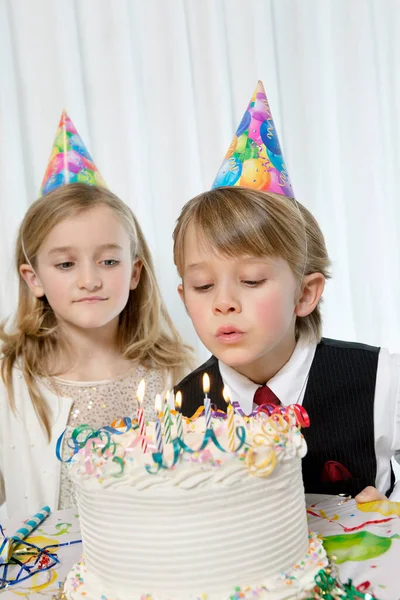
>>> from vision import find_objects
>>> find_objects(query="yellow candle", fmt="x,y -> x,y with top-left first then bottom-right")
223,387 -> 235,452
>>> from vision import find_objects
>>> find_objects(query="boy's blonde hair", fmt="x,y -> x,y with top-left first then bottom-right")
173,186 -> 331,343
1,183 -> 192,440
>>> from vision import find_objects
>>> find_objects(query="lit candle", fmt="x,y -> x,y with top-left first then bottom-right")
163,398 -> 173,443
175,391 -> 184,440
223,387 -> 235,452
136,379 -> 148,453
154,394 -> 164,454
203,373 -> 211,429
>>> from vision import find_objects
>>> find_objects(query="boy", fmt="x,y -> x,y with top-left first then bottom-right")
173,186 -> 400,501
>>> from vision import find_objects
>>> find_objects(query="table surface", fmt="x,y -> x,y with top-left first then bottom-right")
0,495 -> 399,599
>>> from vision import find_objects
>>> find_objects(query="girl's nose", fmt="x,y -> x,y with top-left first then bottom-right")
77,265 -> 102,291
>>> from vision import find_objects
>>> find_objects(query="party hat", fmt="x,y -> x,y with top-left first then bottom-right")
212,81 -> 293,196
39,110 -> 106,196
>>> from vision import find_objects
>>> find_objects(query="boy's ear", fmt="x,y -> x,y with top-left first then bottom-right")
19,264 -> 45,298
295,273 -> 325,317
130,259 -> 143,290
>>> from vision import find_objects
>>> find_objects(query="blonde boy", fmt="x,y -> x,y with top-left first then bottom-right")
173,186 -> 400,501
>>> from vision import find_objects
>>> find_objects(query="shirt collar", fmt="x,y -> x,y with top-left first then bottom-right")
218,340 -> 317,415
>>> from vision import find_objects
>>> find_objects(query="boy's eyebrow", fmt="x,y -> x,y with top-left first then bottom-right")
186,262 -> 208,271
186,257 -> 271,270
47,243 -> 123,255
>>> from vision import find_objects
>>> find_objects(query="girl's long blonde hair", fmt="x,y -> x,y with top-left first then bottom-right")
1,183 -> 192,440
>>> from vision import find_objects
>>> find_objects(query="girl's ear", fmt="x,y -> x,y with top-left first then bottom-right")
294,273 -> 325,317
130,259 -> 143,290
19,264 -> 45,298
177,283 -> 184,303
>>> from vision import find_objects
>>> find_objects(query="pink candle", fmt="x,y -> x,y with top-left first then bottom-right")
136,379 -> 148,453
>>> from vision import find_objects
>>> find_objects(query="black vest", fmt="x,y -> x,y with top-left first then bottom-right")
174,338 -> 394,497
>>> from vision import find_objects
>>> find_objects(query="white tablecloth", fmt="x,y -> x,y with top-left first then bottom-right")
0,496 -> 399,599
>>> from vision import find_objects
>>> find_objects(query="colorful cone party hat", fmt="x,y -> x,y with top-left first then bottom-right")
39,110 -> 106,196
212,81 -> 293,196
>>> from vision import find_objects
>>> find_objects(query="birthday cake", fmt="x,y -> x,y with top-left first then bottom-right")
63,406 -> 327,600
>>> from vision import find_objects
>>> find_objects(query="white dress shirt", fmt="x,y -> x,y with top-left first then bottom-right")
219,341 -> 400,500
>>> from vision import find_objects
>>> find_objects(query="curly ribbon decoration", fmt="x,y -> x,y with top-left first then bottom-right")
253,403 -> 310,428
246,443 -> 277,478
232,401 -> 247,417
55,403 -> 307,478
307,567 -> 376,599
190,405 -> 228,420
56,417 -> 137,463
0,525 -> 81,590
289,404 -> 310,428
146,426 -> 247,474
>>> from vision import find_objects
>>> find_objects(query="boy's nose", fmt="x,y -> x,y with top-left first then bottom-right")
212,294 -> 241,315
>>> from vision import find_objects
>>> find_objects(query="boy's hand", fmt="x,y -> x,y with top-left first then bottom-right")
354,485 -> 386,503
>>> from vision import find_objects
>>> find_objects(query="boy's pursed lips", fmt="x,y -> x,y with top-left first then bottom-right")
215,325 -> 246,343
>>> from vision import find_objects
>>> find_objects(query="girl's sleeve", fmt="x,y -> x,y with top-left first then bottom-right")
0,384 -> 5,513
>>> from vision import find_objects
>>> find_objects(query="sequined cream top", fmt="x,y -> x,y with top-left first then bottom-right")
46,364 -> 166,509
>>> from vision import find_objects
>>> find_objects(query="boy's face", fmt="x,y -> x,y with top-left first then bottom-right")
178,225 -> 301,383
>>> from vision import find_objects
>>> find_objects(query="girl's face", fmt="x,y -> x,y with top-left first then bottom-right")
21,205 -> 141,334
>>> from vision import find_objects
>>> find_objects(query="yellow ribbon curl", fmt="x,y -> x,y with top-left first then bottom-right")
246,421 -> 278,478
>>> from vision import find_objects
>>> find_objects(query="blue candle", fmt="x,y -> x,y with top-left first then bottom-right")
154,394 -> 164,454
202,373 -> 212,429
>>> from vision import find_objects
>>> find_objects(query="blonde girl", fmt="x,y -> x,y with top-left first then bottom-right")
0,183 -> 192,516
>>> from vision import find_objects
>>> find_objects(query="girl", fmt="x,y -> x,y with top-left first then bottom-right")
0,183 -> 192,517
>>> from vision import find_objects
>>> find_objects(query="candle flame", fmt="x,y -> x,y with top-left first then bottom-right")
136,379 -> 145,405
202,373 -> 210,394
164,389 -> 170,403
175,391 -> 182,410
223,386 -> 231,405
155,394 -> 163,415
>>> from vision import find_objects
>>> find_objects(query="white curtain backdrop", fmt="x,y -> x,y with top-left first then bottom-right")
1,0 -> 400,362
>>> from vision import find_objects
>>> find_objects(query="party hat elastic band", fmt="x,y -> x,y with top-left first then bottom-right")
39,110 -> 106,196
212,81 -> 293,197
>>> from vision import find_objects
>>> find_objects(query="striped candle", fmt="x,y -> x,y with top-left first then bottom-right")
155,418 -> 163,453
136,379 -> 148,453
154,394 -> 164,454
175,391 -> 183,440
223,388 -> 235,452
163,402 -> 173,443
202,373 -> 211,429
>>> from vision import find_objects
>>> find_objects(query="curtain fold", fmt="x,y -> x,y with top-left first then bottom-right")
1,0 -> 399,359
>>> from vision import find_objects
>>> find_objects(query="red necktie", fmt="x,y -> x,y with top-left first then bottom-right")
253,385 -> 281,407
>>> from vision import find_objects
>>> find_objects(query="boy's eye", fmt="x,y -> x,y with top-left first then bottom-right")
56,262 -> 74,270
102,259 -> 119,266
193,284 -> 213,292
243,279 -> 267,287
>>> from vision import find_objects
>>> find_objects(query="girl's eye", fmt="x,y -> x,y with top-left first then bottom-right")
243,279 -> 267,287
193,284 -> 213,292
56,262 -> 74,270
102,259 -> 119,266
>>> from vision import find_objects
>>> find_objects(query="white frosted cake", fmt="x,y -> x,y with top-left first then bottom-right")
63,406 -> 327,599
